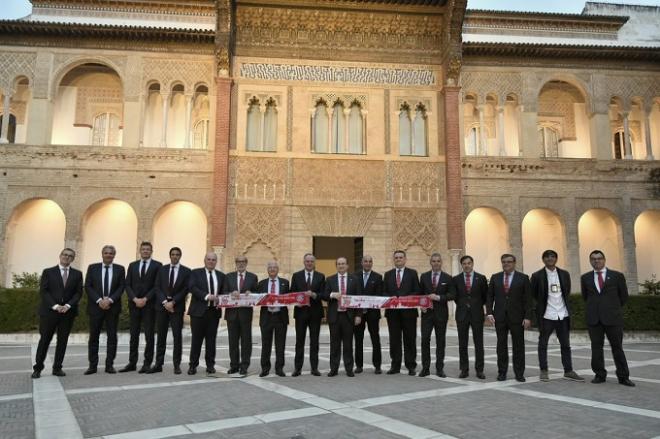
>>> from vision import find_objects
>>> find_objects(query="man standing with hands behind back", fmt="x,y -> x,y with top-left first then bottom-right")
354,255 -> 383,374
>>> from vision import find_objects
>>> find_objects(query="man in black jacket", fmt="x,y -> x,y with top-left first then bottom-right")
120,241 -> 162,373
258,260 -> 290,377
32,248 -> 83,378
581,250 -> 634,387
531,249 -> 584,382
453,255 -> 487,379
84,245 -> 125,375
223,255 -> 258,377
354,255 -> 383,374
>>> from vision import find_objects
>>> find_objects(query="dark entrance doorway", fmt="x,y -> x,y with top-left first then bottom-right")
313,236 -> 363,275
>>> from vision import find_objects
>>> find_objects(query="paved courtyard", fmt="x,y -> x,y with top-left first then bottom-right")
1,325 -> 659,439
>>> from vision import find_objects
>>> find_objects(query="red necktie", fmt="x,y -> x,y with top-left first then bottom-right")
396,270 -> 402,288
239,273 -> 245,291
270,279 -> 276,294
597,271 -> 604,291
504,272 -> 510,294
340,275 -> 346,295
465,272 -> 471,292
432,272 -> 438,289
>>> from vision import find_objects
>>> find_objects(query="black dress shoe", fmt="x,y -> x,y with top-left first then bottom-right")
591,375 -> 606,384
227,367 -> 239,375
311,369 -> 321,377
52,369 -> 66,377
173,366 -> 182,375
146,365 -> 163,374
436,370 -> 446,378
374,368 -> 382,375
119,364 -> 136,373
346,370 -> 355,377
206,367 -> 216,375
239,369 -> 248,377
275,369 -> 286,377
138,365 -> 150,374
105,366 -> 117,374
327,370 -> 338,377
418,368 -> 430,377
458,371 -> 469,379
187,367 -> 197,375
84,367 -> 97,375
408,369 -> 416,376
476,372 -> 486,380
497,373 -> 506,381
515,375 -> 526,382
618,378 -> 635,387
354,367 -> 363,374
31,370 -> 41,379
386,369 -> 400,375
259,370 -> 269,377
291,369 -> 302,377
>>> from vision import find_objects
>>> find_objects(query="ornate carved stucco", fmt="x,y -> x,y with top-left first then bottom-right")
141,58 -> 214,93
297,206 -> 379,237
461,71 -> 522,103
233,205 -> 283,256
594,74 -> 660,111
393,208 -> 440,253
0,52 -> 35,92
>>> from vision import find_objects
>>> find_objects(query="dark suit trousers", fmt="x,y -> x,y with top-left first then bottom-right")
294,313 -> 321,371
260,313 -> 287,372
457,318 -> 484,373
227,309 -> 253,370
538,317 -> 573,372
386,310 -> 417,371
588,323 -> 629,379
34,312 -> 75,371
88,309 -> 120,368
128,305 -> 155,367
354,311 -> 381,369
495,319 -> 525,377
329,313 -> 354,372
421,312 -> 447,371
155,310 -> 183,367
189,308 -> 221,369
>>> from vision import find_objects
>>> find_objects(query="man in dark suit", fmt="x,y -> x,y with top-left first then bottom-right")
84,245 -> 125,375
120,241 -> 162,373
384,250 -> 421,375
151,247 -> 190,374
223,255 -> 258,377
531,249 -> 584,382
453,255 -> 487,379
354,255 -> 383,374
258,260 -> 290,377
32,248 -> 83,378
322,257 -> 361,377
486,253 -> 533,382
419,253 -> 456,378
290,253 -> 325,377
187,252 -> 225,376
581,250 -> 634,387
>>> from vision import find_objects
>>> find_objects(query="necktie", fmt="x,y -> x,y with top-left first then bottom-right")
306,273 -> 312,290
62,267 -> 68,286
270,279 -> 276,294
140,260 -> 147,278
396,269 -> 402,288
103,265 -> 110,297
597,271 -> 604,291
340,275 -> 346,295
465,272 -> 471,293
363,272 -> 368,288
169,266 -> 175,292
432,272 -> 438,289
504,272 -> 510,294
239,273 -> 245,291
208,270 -> 215,307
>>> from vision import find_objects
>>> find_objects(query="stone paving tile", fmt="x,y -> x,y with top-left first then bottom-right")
630,365 -> 660,380
1,357 -> 33,371
0,346 -> 31,357
369,388 -> 660,439
0,372 -> 32,396
67,380 -> 308,437
0,398 -> 35,439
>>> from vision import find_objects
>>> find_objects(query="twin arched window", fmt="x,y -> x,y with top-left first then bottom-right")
399,102 -> 428,156
246,97 -> 277,152
312,99 -> 364,154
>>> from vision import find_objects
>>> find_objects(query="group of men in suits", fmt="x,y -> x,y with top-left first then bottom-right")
32,246 -> 634,387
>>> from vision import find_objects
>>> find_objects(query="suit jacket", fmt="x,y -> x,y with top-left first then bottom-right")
125,259 -> 162,306
223,270 -> 259,321
383,267 -> 421,318
188,268 -> 225,318
531,267 -> 572,321
154,264 -> 191,313
356,270 -> 383,320
581,268 -> 628,327
486,270 -> 533,325
321,273 -> 360,324
419,271 -> 456,320
39,265 -> 83,317
257,277 -> 290,326
85,263 -> 125,316
453,271 -> 488,323
290,270 -> 325,320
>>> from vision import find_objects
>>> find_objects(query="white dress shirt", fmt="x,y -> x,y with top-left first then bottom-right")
54,265 -> 72,310
543,268 -> 568,320
268,277 -> 280,312
593,268 -> 608,293
98,263 -> 114,304
204,270 -> 219,301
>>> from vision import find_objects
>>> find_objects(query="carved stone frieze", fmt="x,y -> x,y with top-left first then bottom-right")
297,206 -> 379,237
0,52 -> 36,92
233,205 -> 282,256
593,74 -> 660,110
461,71 -> 522,103
390,162 -> 444,205
142,58 -> 214,93
393,208 -> 440,253
229,157 -> 288,201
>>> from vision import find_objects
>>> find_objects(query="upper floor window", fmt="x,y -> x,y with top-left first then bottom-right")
538,125 -> 559,158
92,112 -> 121,146
399,102 -> 427,156
312,98 -> 364,154
246,96 -> 277,152
0,113 -> 16,144
193,119 -> 210,150
465,125 -> 480,156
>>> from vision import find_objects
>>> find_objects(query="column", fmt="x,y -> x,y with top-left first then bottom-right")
160,91 -> 170,148
645,111 -> 655,160
519,107 -> 539,158
210,77 -> 232,248
563,201 -> 581,285
621,196 -> 639,292
497,105 -> 506,156
477,104 -> 487,155
138,93 -> 148,147
589,111 -> 612,160
122,98 -> 141,148
442,86 -> 464,256
183,93 -> 194,149
0,93 -> 12,144
623,111 -> 633,159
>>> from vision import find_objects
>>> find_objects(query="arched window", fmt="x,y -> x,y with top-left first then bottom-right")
263,98 -> 277,152
312,99 -> 329,153
613,130 -> 624,160
412,103 -> 428,156
91,112 -> 121,146
246,97 -> 278,152
400,102 -> 428,156
399,102 -> 412,155
348,100 -> 363,154
0,113 -> 17,143
465,126 -> 479,156
246,97 -> 262,151
331,100 -> 345,153
193,119 -> 209,149
538,125 -> 559,158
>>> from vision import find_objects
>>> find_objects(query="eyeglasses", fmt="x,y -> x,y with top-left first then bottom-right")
61,253 -> 75,258
502,260 -> 515,264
